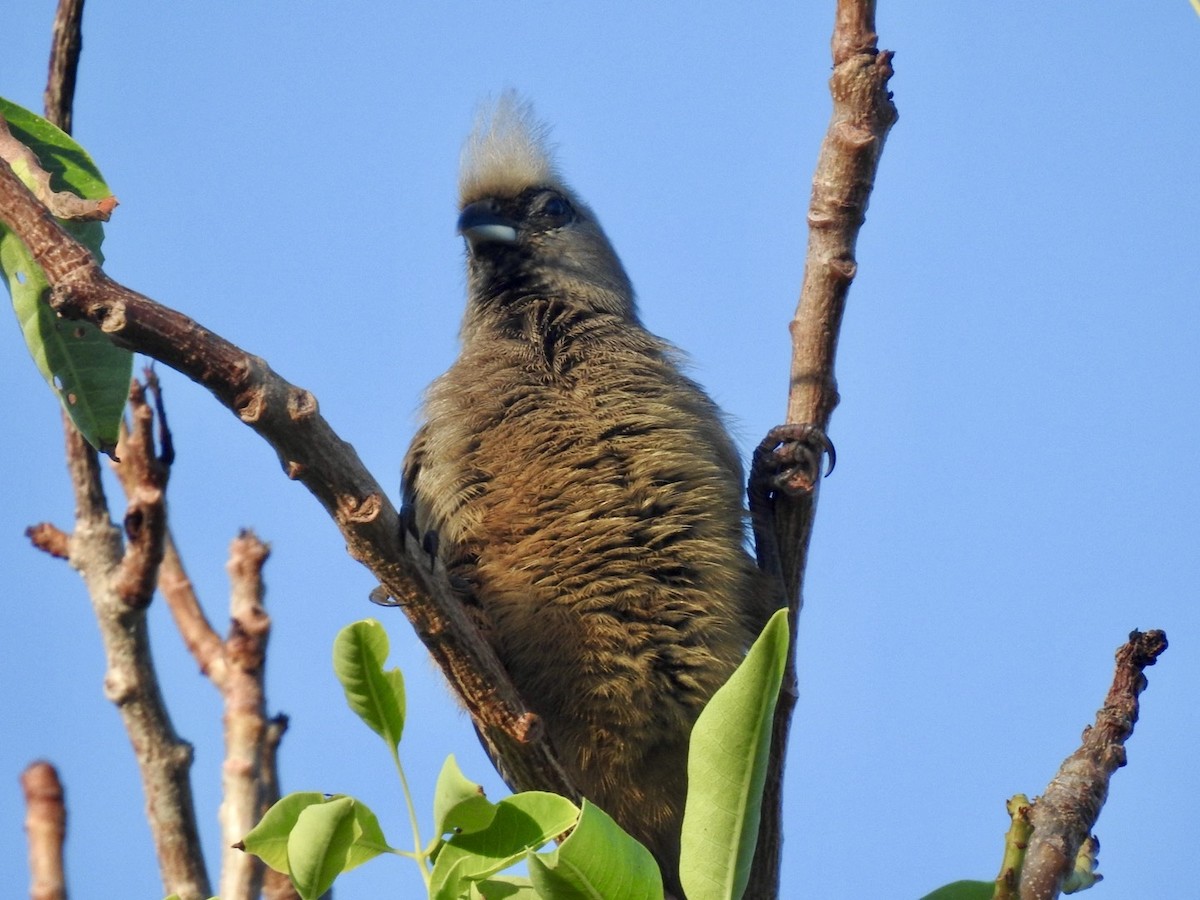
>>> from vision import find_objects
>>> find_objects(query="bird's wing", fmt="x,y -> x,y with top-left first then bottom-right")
400,422 -> 429,541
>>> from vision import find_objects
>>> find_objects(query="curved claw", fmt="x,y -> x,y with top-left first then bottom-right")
820,433 -> 836,477
368,585 -> 401,607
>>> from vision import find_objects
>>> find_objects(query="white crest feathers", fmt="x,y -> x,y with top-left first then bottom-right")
459,92 -> 564,205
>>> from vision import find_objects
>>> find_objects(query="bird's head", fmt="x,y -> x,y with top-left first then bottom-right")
456,94 -> 636,322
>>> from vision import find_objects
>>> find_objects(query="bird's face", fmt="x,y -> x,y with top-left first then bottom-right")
457,185 -> 635,319
458,186 -> 576,248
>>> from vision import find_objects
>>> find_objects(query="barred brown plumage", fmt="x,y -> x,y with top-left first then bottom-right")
402,94 -> 774,896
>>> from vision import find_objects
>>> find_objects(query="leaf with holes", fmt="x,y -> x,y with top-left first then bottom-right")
433,754 -> 498,839
0,96 -> 130,455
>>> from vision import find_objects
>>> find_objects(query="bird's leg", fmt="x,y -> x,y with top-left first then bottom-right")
755,423 -> 835,490
749,423 -> 835,580
369,505 -> 444,607
398,502 -> 442,564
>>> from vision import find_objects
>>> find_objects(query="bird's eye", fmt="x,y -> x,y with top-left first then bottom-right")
539,194 -> 574,224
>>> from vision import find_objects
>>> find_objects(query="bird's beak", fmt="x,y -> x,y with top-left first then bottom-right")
458,201 -> 518,247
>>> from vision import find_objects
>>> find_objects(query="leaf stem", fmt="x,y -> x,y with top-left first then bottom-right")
392,745 -> 432,887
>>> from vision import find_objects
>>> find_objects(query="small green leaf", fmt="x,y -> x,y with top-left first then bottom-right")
919,881 -> 995,900
679,607 -> 790,900
0,96 -> 131,455
242,791 -> 328,874
288,796 -> 357,900
429,791 -> 579,900
529,799 -> 664,900
333,619 -> 406,749
434,754 -> 498,838
242,791 -> 393,883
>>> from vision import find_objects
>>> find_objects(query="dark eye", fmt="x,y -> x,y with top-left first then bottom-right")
538,193 -> 574,224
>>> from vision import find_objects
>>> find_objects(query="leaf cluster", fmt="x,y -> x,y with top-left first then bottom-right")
239,612 -> 791,900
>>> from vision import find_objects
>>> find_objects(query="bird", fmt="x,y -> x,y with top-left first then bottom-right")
402,94 -> 775,896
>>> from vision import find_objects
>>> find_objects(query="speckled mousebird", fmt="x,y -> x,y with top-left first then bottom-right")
402,94 -> 774,895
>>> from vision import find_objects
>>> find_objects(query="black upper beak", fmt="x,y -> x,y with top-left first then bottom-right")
458,201 -> 518,246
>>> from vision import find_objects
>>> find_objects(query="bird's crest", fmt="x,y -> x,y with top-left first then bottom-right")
459,92 -> 563,205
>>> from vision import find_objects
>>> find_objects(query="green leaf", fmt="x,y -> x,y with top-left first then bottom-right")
242,791 -> 393,885
919,881 -> 995,900
434,754 -> 498,837
429,791 -> 579,900
528,799 -> 664,900
333,619 -> 406,750
288,796 -> 358,900
241,791 -> 328,874
470,876 -> 538,898
527,854 -> 590,899
679,607 -> 790,900
0,96 -> 131,455
330,797 -> 393,875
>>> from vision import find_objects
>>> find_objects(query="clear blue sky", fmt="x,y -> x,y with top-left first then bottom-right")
3,3 -> 1197,898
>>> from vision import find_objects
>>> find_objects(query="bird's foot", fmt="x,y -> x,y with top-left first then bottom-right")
752,423 -> 835,499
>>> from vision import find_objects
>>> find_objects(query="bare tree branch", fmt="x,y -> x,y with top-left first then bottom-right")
43,0 -> 85,135
112,381 -> 167,605
749,2 -> 897,894
52,389 -> 212,899
26,521 -> 70,559
158,533 -> 228,675
213,530 -> 273,900
110,372 -> 233,685
24,378 -> 211,897
0,150 -> 577,810
1019,629 -> 1168,900
21,761 -> 67,900
111,376 -> 287,899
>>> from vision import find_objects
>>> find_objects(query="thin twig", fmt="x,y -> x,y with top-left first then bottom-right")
62,390 -> 211,899
110,374 -> 226,682
750,2 -> 897,894
1019,629 -> 1168,900
23,23 -> 83,900
25,522 -> 70,559
215,530 -> 273,900
28,395 -> 210,899
112,379 -> 283,899
21,761 -> 67,900
159,533 -> 228,674
43,0 -> 85,134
